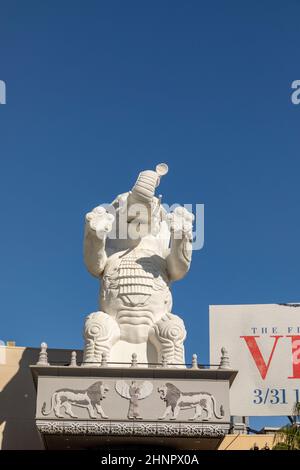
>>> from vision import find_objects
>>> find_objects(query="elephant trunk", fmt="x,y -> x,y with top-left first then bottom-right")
126,164 -> 168,224
130,170 -> 159,205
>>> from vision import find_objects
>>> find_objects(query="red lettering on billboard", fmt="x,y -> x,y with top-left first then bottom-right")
240,335 -> 283,380
287,335 -> 300,379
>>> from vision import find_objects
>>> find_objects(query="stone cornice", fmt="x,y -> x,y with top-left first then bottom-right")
30,365 -> 238,389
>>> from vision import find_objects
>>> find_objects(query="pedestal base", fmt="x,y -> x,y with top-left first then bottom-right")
30,365 -> 237,450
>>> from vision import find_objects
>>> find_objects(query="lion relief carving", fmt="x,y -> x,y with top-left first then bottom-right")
157,383 -> 225,421
41,381 -> 109,419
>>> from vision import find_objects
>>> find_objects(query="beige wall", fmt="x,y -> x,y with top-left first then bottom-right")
0,345 -> 82,450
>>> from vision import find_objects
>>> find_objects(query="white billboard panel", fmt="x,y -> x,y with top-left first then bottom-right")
209,304 -> 300,416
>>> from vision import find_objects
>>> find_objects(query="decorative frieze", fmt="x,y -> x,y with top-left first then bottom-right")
36,420 -> 229,438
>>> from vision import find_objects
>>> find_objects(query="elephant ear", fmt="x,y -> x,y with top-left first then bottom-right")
105,192 -> 131,254
138,381 -> 153,400
115,380 -> 130,399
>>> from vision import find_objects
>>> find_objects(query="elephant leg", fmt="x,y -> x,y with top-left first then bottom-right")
149,313 -> 187,367
83,311 -> 120,366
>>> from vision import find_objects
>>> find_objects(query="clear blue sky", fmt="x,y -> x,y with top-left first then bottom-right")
1,1 -> 299,430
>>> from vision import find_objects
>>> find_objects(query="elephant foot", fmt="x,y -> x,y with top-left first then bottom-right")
83,311 -> 120,366
150,313 -> 187,367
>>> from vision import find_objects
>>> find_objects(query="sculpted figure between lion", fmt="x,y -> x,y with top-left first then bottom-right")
83,164 -> 194,366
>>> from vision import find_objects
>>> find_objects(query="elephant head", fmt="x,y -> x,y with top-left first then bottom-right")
107,164 -> 170,250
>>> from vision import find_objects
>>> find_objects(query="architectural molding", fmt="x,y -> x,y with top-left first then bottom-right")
36,420 -> 229,437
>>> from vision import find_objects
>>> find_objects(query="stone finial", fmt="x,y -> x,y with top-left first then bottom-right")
131,353 -> 138,367
69,351 -> 77,367
36,342 -> 49,366
192,353 -> 198,369
219,347 -> 230,369
101,352 -> 108,367
161,355 -> 168,368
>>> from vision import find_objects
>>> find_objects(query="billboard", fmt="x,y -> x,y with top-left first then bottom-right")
209,304 -> 300,416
